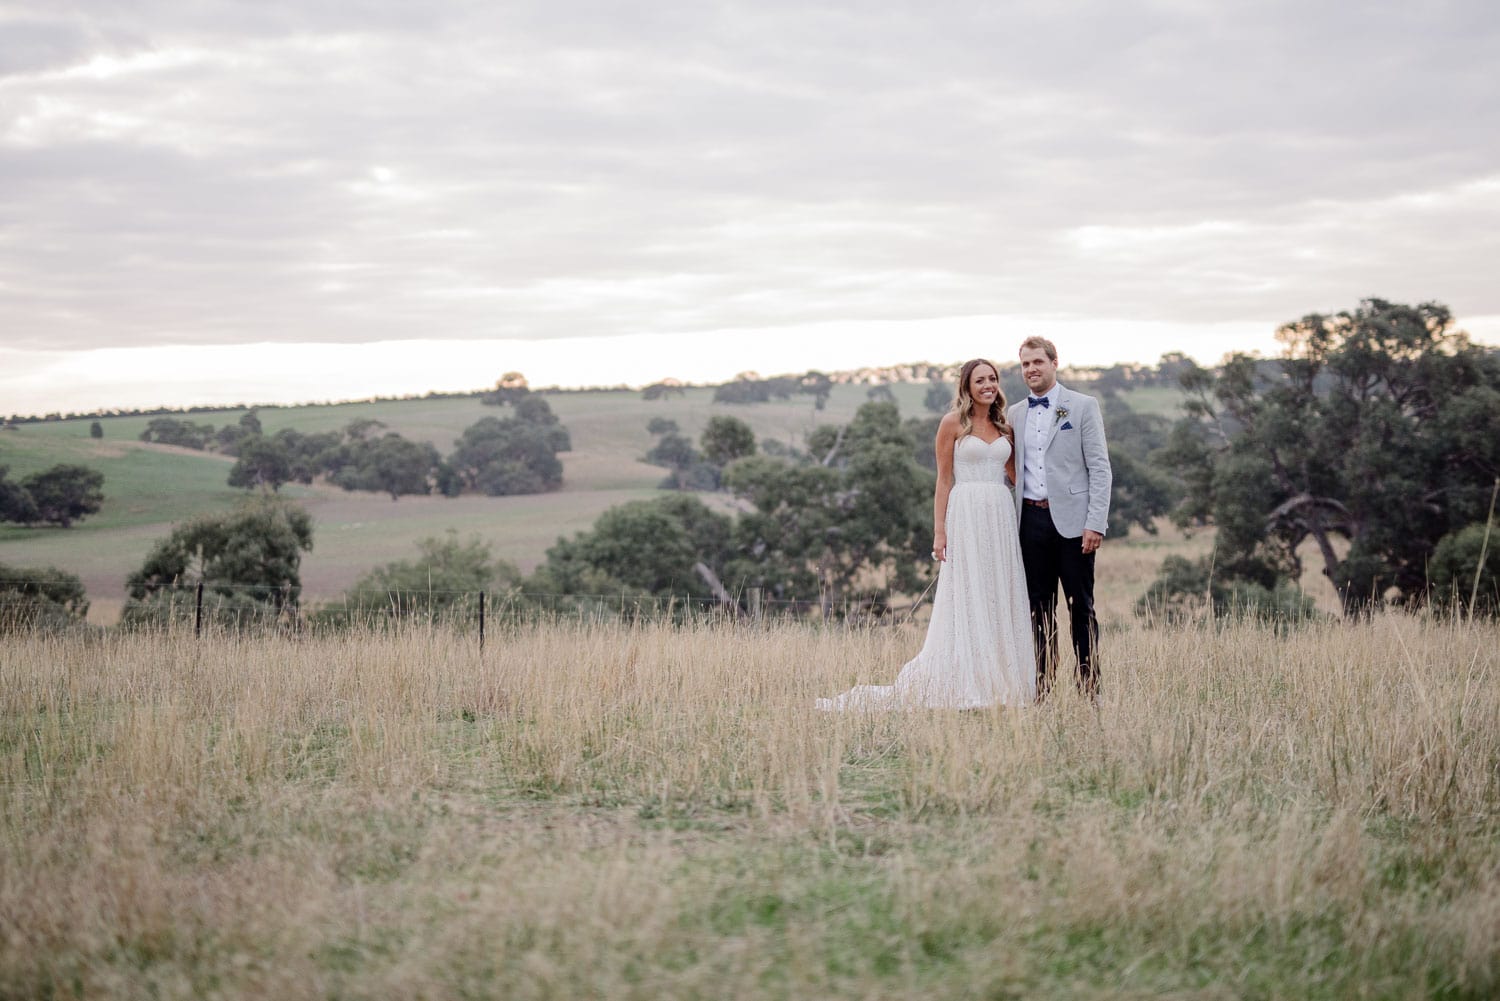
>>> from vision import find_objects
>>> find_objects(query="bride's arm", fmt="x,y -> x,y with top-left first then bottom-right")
932,413 -> 959,561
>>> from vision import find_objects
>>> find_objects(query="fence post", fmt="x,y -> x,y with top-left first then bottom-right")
748,587 -> 763,624
479,590 -> 486,652
818,564 -> 831,623
194,581 -> 204,639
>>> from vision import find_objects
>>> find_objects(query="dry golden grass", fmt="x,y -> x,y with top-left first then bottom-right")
2,613 -> 1498,999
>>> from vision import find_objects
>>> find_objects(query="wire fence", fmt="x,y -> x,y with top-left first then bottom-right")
0,576 -> 937,642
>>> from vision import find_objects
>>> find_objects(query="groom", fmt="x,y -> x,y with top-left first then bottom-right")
1008,336 -> 1112,701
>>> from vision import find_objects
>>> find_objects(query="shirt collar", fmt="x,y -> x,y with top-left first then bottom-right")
1029,383 -> 1063,405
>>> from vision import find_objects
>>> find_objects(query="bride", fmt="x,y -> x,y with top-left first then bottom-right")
817,358 -> 1035,710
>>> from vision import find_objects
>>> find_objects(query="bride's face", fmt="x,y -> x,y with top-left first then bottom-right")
968,364 -> 999,407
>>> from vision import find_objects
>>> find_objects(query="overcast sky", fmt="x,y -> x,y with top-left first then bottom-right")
2,0 -> 1498,413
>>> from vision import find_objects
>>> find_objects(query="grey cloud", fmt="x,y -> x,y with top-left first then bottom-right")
1,0 -> 1497,354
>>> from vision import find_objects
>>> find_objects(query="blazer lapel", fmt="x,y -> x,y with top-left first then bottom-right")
1041,386 -> 1068,452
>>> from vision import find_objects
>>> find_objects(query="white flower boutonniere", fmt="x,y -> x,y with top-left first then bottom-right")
1054,406 -> 1070,423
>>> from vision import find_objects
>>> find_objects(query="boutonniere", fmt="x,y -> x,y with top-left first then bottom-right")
1054,407 -> 1070,423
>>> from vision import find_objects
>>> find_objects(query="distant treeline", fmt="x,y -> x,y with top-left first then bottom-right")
3,388 -> 486,427
5,352 -> 1209,426
180,379 -> 574,501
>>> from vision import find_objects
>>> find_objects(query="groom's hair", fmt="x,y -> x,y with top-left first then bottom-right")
1019,335 -> 1057,363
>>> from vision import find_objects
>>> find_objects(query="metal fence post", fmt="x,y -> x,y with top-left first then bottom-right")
194,581 -> 204,639
479,590 -> 486,652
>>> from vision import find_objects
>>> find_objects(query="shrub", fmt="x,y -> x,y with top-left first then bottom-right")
0,562 -> 89,634
1135,554 -> 1323,630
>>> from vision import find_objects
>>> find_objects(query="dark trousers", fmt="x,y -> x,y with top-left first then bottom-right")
1019,502 -> 1098,699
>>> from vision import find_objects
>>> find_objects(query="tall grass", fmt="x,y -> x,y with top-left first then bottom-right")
2,615 -> 1497,998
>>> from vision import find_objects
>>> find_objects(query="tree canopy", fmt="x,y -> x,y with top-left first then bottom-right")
481,371 -> 531,407
449,392 -> 571,497
334,434 -> 443,500
140,416 -> 216,450
0,561 -> 89,634
700,415 -> 757,468
123,498 -> 314,628
227,435 -> 293,492
530,494 -> 734,608
0,466 -> 40,524
15,465 -> 105,527
1156,299 -> 1500,615
317,532 -> 522,625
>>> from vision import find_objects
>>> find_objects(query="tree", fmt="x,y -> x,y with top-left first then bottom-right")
923,381 -> 952,414
214,411 -> 264,456
89,421 -> 103,439
530,494 -> 734,607
0,466 -> 39,524
1099,394 -> 1178,537
1428,517 -> 1500,618
866,385 -> 897,404
724,402 -> 934,612
21,464 -> 104,527
903,415 -> 942,471
799,370 -> 833,411
122,498 -> 314,628
319,532 -> 522,625
645,426 -> 702,486
1107,449 -> 1177,538
700,415 -> 757,468
139,417 -> 215,449
713,377 -> 771,404
272,428 -> 343,485
513,395 -> 572,452
1133,554 -> 1321,629
227,435 -> 293,492
644,427 -> 707,489
450,416 -> 564,496
343,417 -> 387,441
1157,299 -> 1500,614
642,381 -> 686,401
0,561 -> 89,634
335,434 -> 440,500
481,371 -> 531,407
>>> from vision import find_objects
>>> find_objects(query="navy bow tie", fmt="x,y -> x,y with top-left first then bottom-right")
1028,396 -> 1050,409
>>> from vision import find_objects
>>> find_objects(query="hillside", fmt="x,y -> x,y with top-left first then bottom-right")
1,380 -> 1184,624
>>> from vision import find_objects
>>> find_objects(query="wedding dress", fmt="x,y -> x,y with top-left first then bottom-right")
817,433 -> 1035,710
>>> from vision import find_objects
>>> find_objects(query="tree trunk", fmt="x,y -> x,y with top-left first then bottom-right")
692,561 -> 740,617
1306,520 -> 1350,615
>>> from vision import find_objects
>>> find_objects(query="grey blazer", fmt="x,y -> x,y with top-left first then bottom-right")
1008,384 -> 1112,538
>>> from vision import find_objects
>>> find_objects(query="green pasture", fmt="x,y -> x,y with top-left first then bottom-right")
1,382 -> 1181,622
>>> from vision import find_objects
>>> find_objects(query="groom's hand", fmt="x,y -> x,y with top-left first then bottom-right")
1081,530 -> 1103,555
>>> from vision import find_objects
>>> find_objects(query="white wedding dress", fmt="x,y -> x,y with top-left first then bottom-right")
817,434 -> 1036,710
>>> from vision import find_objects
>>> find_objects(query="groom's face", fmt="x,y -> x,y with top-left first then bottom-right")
1019,347 -> 1058,396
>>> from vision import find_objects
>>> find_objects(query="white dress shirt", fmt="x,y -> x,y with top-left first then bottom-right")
1022,384 -> 1059,501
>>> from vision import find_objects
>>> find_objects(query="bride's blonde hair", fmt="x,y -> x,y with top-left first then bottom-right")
953,358 -> 1011,439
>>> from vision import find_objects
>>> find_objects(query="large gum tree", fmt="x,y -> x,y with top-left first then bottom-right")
1163,299 -> 1500,615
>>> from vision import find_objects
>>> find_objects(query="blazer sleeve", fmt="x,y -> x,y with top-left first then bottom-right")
1080,395 -> 1112,535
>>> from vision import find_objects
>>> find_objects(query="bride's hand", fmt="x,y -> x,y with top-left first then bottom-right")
932,534 -> 947,562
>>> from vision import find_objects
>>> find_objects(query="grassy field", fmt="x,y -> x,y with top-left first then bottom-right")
2,381 -> 1165,624
0,387 -> 834,619
3,412 -> 1491,997
1,610 -> 1495,999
